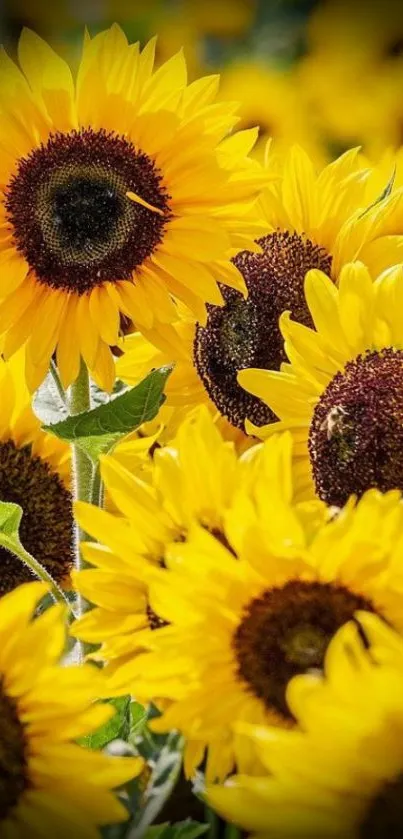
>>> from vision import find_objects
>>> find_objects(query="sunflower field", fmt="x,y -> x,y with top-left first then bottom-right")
1,0 -> 403,836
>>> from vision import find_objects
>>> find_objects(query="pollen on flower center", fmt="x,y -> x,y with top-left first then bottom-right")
0,679 -> 27,818
193,230 -> 332,430
232,580 -> 374,721
309,348 -> 403,507
359,774 -> 403,839
5,127 -> 171,294
0,440 -> 74,595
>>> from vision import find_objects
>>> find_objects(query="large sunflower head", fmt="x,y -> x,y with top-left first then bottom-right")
207,612 -> 403,838
103,440 -> 403,781
0,352 -> 73,595
71,405 -> 259,671
0,581 -> 141,836
0,24 -> 268,392
117,146 -> 403,434
240,261 -> 403,505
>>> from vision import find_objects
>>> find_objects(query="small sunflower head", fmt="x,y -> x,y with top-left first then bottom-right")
309,348 -> 403,507
0,440 -> 73,594
0,678 -> 27,819
194,230 -> 332,430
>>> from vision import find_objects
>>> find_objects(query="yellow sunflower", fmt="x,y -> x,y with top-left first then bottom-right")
115,316 -> 252,451
71,405 -> 259,671
240,261 -> 403,505
296,0 -> 403,159
0,581 -> 141,837
117,146 -> 403,437
218,61 -> 326,166
0,352 -> 73,595
102,442 -> 403,782
0,25 -> 267,393
208,612 -> 403,838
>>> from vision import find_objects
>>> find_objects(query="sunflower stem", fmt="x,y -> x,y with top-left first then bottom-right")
70,360 -> 92,627
0,534 -> 73,612
50,358 -> 68,407
90,463 -> 104,509
224,822 -> 241,839
204,804 -> 221,839
70,359 -> 92,507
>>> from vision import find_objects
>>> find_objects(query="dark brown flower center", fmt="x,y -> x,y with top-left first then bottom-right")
0,440 -> 73,595
309,348 -> 403,507
5,127 -> 170,294
232,580 -> 374,720
0,678 -> 28,818
146,603 -> 169,631
193,230 -> 332,430
359,775 -> 403,839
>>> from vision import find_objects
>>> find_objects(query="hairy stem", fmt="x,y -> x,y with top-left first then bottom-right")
70,360 -> 92,625
0,534 -> 72,612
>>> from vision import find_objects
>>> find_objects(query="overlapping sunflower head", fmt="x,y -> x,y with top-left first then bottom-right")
0,581 -> 141,837
0,352 -> 73,595
207,611 -> 403,838
0,24 -> 269,393
117,145 -> 403,443
94,426 -> 403,783
240,260 -> 403,504
72,405 -> 255,674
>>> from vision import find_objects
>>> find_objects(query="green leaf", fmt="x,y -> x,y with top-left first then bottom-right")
43,366 -> 173,442
0,501 -> 22,537
79,696 -> 131,750
34,369 -> 68,425
144,822 -> 209,839
75,432 -> 123,463
129,701 -> 148,742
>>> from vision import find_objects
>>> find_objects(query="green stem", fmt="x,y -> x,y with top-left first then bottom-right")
90,463 -> 104,509
50,358 -> 68,407
0,535 -> 72,612
204,804 -> 221,839
70,360 -> 93,626
70,359 -> 92,508
224,823 -> 241,839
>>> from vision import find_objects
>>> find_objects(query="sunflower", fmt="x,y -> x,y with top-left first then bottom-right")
71,405 -> 260,672
0,25 -> 268,393
218,60 -> 326,166
240,261 -> 403,505
0,352 -> 73,595
115,316 -> 252,451
207,612 -> 403,838
102,435 -> 403,782
0,581 -> 141,837
117,146 -> 403,435
297,0 -> 403,159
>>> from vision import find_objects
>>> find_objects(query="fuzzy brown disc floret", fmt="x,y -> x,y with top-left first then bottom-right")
0,679 -> 27,818
5,128 -> 171,293
0,441 -> 73,595
194,230 -> 332,430
232,580 -> 374,721
309,348 -> 403,507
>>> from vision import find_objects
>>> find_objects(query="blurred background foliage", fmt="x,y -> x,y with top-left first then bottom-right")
1,0 -> 403,170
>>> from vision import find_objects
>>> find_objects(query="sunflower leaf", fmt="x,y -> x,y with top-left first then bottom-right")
0,501 -> 23,538
43,366 -> 173,443
79,696 -> 131,750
